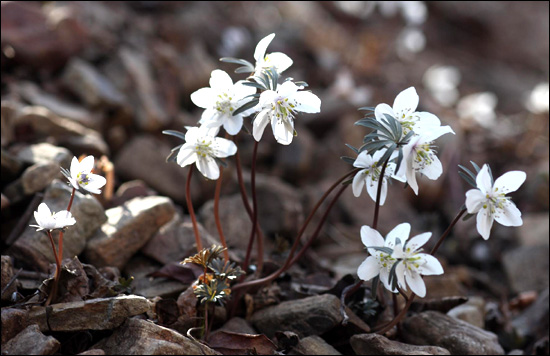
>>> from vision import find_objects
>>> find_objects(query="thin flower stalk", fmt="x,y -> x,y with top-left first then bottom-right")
213,165 -> 230,262
372,157 -> 391,230
243,141 -> 260,272
186,165 -> 203,252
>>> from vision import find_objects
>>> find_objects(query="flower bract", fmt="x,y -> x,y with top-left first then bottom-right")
191,70 -> 258,135
177,126 -> 237,180
30,203 -> 76,232
465,164 -> 525,240
352,149 -> 398,205
68,156 -> 107,195
252,80 -> 320,145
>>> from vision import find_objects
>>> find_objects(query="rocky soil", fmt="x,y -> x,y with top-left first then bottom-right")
1,2 -> 548,355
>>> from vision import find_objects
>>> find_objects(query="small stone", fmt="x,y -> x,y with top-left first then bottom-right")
92,318 -> 218,355
251,294 -> 343,338
2,324 -> 60,355
512,288 -> 549,340
1,255 -> 17,302
28,295 -> 151,332
13,142 -> 72,167
11,180 -> 107,272
77,350 -> 106,355
21,162 -> 63,195
123,255 -> 186,299
447,296 -> 486,328
292,335 -> 342,355
350,333 -> 450,355
402,311 -> 505,355
85,196 -> 175,269
114,135 -> 199,202
1,308 -> 28,344
503,245 -> 549,293
219,317 -> 257,335
62,58 -> 126,108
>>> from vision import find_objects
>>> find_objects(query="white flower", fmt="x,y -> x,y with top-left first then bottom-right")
391,228 -> 444,298
465,164 -> 526,240
396,126 -> 455,195
191,70 -> 257,135
30,203 -> 76,232
358,223 -> 410,293
375,87 -> 442,138
352,149 -> 399,205
253,33 -> 293,77
252,80 -> 320,145
68,156 -> 107,195
177,126 -> 237,180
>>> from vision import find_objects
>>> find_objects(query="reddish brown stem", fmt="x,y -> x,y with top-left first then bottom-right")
234,148 -> 264,273
45,230 -> 61,306
242,141 -> 260,272
372,157 -> 390,230
58,188 -> 76,264
232,171 -> 355,294
186,165 -> 202,252
214,166 -> 230,262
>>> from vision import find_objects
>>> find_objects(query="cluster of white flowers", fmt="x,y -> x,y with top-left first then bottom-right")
31,155 -> 106,232
178,33 -> 321,180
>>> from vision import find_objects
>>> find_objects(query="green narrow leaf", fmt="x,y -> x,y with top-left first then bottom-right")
368,246 -> 394,255
458,171 -> 477,188
388,260 -> 401,291
379,143 -> 397,165
341,156 -> 356,165
233,98 -> 259,116
235,66 -> 254,74
462,212 -> 475,221
269,67 -> 279,91
395,148 -> 404,174
345,144 -> 359,154
342,177 -> 354,186
162,130 -> 187,141
166,144 -> 182,163
487,165 -> 494,185
242,81 -> 267,90
294,81 -> 308,87
470,161 -> 481,174
399,130 -> 414,145
358,106 -> 376,112
214,157 -> 228,168
219,57 -> 254,68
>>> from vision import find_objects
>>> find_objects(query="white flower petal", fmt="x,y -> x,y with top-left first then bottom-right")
37,202 -> 51,218
196,156 -> 220,180
406,156 -> 419,195
253,109 -> 271,142
419,153 -> 442,180
177,145 -> 198,168
417,254 -> 444,275
199,108 -> 220,126
495,201 -> 523,227
414,111 -> 441,133
70,156 -> 80,179
353,151 -> 373,168
209,69 -> 233,90
395,262 -> 407,291
254,33 -> 275,62
476,208 -> 494,240
190,88 -> 215,109
406,232 -> 432,252
292,91 -> 321,113
494,171 -> 526,194
259,90 -> 278,108
385,223 -> 411,248
422,125 -> 455,143
53,210 -> 76,229
271,116 -> 294,145
393,87 -> 419,115
214,137 -> 237,158
366,175 -> 387,205
79,156 -> 95,174
85,174 -> 107,191
222,115 -> 243,136
278,80 -> 301,98
374,103 -> 395,123
465,189 -> 486,214
405,271 -> 426,297
352,171 -> 366,197
184,127 -> 201,145
380,268 -> 396,292
360,225 -> 385,250
357,256 -> 381,281
265,52 -> 293,73
234,81 -> 257,99
476,164 -> 493,195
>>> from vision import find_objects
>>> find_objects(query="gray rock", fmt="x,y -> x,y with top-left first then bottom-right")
1,147 -> 24,181
1,255 -> 17,302
92,318 -> 218,355
77,350 -> 106,355
503,245 -> 549,293
517,213 -> 549,246
251,294 -> 343,338
447,296 -> 486,328
28,295 -> 151,332
402,311 -> 505,355
141,214 -> 224,265
350,333 -> 450,355
123,255 -> 186,299
1,324 -> 60,355
12,105 -> 109,157
512,288 -> 549,340
219,317 -> 257,335
1,308 -> 28,344
119,47 -> 170,131
114,135 -> 199,202
21,162 -> 63,195
13,142 -> 72,168
85,196 -> 175,269
292,335 -> 342,355
11,180 -> 107,272
62,58 -> 126,108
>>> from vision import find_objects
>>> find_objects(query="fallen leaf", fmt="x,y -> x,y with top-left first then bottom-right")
207,330 -> 277,355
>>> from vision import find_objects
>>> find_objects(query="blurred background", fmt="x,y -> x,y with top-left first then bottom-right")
1,1 -> 548,352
